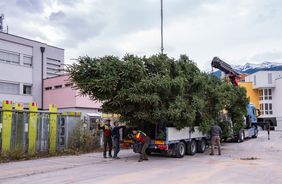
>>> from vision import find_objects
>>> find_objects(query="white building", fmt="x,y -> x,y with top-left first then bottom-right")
245,70 -> 282,130
0,31 -> 64,109
273,77 -> 282,130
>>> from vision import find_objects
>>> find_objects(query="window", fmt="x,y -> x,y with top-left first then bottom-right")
264,89 -> 268,100
259,104 -> 264,115
254,75 -> 256,85
259,88 -> 272,101
46,58 -> 62,78
268,73 -> 272,84
265,103 -> 268,115
268,89 -> 272,100
54,85 -> 62,89
23,85 -> 32,95
259,103 -> 273,115
23,56 -> 32,66
45,87 -> 52,90
269,103 -> 273,115
264,89 -> 272,100
259,89 -> 263,100
0,50 -> 20,64
65,83 -> 73,87
0,82 -> 19,95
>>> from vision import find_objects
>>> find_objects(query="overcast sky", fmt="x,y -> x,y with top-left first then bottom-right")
1,0 -> 282,70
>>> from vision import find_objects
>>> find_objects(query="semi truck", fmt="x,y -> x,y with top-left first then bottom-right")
211,57 -> 259,142
122,57 -> 259,158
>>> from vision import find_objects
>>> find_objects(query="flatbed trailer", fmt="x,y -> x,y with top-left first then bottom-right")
122,126 -> 208,158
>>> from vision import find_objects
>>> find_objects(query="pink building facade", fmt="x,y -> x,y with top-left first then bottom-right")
43,75 -> 102,117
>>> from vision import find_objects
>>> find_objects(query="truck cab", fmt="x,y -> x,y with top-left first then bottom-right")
246,103 -> 258,127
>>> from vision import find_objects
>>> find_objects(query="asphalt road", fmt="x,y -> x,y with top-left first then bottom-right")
0,131 -> 281,184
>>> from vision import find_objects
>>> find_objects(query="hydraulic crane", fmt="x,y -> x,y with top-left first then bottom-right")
211,57 -> 240,86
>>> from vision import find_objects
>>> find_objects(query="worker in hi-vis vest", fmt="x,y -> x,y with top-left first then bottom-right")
98,119 -> 112,158
132,128 -> 151,162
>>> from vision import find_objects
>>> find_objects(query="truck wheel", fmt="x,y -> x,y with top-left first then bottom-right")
252,126 -> 258,138
238,130 -> 244,143
197,139 -> 206,153
175,142 -> 186,158
186,140 -> 197,155
146,149 -> 152,155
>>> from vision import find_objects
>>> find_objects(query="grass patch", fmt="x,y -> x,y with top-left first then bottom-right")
0,120 -> 103,163
0,148 -> 104,164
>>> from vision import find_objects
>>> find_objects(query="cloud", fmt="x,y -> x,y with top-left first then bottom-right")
15,0 -> 45,13
48,9 -> 106,48
250,51 -> 282,62
1,0 -> 282,69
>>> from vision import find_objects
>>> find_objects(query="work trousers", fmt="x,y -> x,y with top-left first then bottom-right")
103,136 -> 112,157
140,142 -> 149,160
211,135 -> 221,155
113,137 -> 120,157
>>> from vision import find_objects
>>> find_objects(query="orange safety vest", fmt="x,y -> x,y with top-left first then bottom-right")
134,131 -> 147,143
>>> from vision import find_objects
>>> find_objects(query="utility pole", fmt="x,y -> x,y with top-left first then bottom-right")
0,14 -> 4,32
160,0 -> 164,54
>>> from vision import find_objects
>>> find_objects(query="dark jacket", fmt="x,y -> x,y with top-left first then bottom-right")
112,126 -> 125,140
210,125 -> 222,137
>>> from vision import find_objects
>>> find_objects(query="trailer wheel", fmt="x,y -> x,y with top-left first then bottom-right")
238,130 -> 244,143
186,140 -> 197,155
175,142 -> 186,158
197,139 -> 206,153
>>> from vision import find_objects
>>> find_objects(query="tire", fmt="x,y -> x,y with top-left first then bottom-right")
146,149 -> 152,155
175,142 -> 186,158
197,139 -> 206,153
186,140 -> 197,155
252,126 -> 258,138
238,130 -> 244,143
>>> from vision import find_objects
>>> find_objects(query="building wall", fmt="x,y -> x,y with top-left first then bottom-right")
75,90 -> 103,109
0,32 -> 64,108
43,75 -> 102,111
238,82 -> 259,109
43,75 -> 76,109
273,78 -> 282,130
245,71 -> 282,89
245,71 -> 282,119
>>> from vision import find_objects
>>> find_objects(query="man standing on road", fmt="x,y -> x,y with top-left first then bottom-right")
112,121 -> 125,159
210,123 -> 222,156
98,119 -> 112,158
132,128 -> 151,162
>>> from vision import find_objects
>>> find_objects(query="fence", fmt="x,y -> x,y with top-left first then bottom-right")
0,100 -> 81,155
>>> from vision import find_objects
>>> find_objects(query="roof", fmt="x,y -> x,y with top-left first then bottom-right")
0,31 -> 64,50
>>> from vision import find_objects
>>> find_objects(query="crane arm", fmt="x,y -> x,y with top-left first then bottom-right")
211,57 -> 240,86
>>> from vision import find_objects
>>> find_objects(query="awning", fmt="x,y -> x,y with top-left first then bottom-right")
87,112 -> 102,117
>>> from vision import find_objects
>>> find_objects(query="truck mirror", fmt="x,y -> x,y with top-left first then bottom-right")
256,109 -> 261,116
